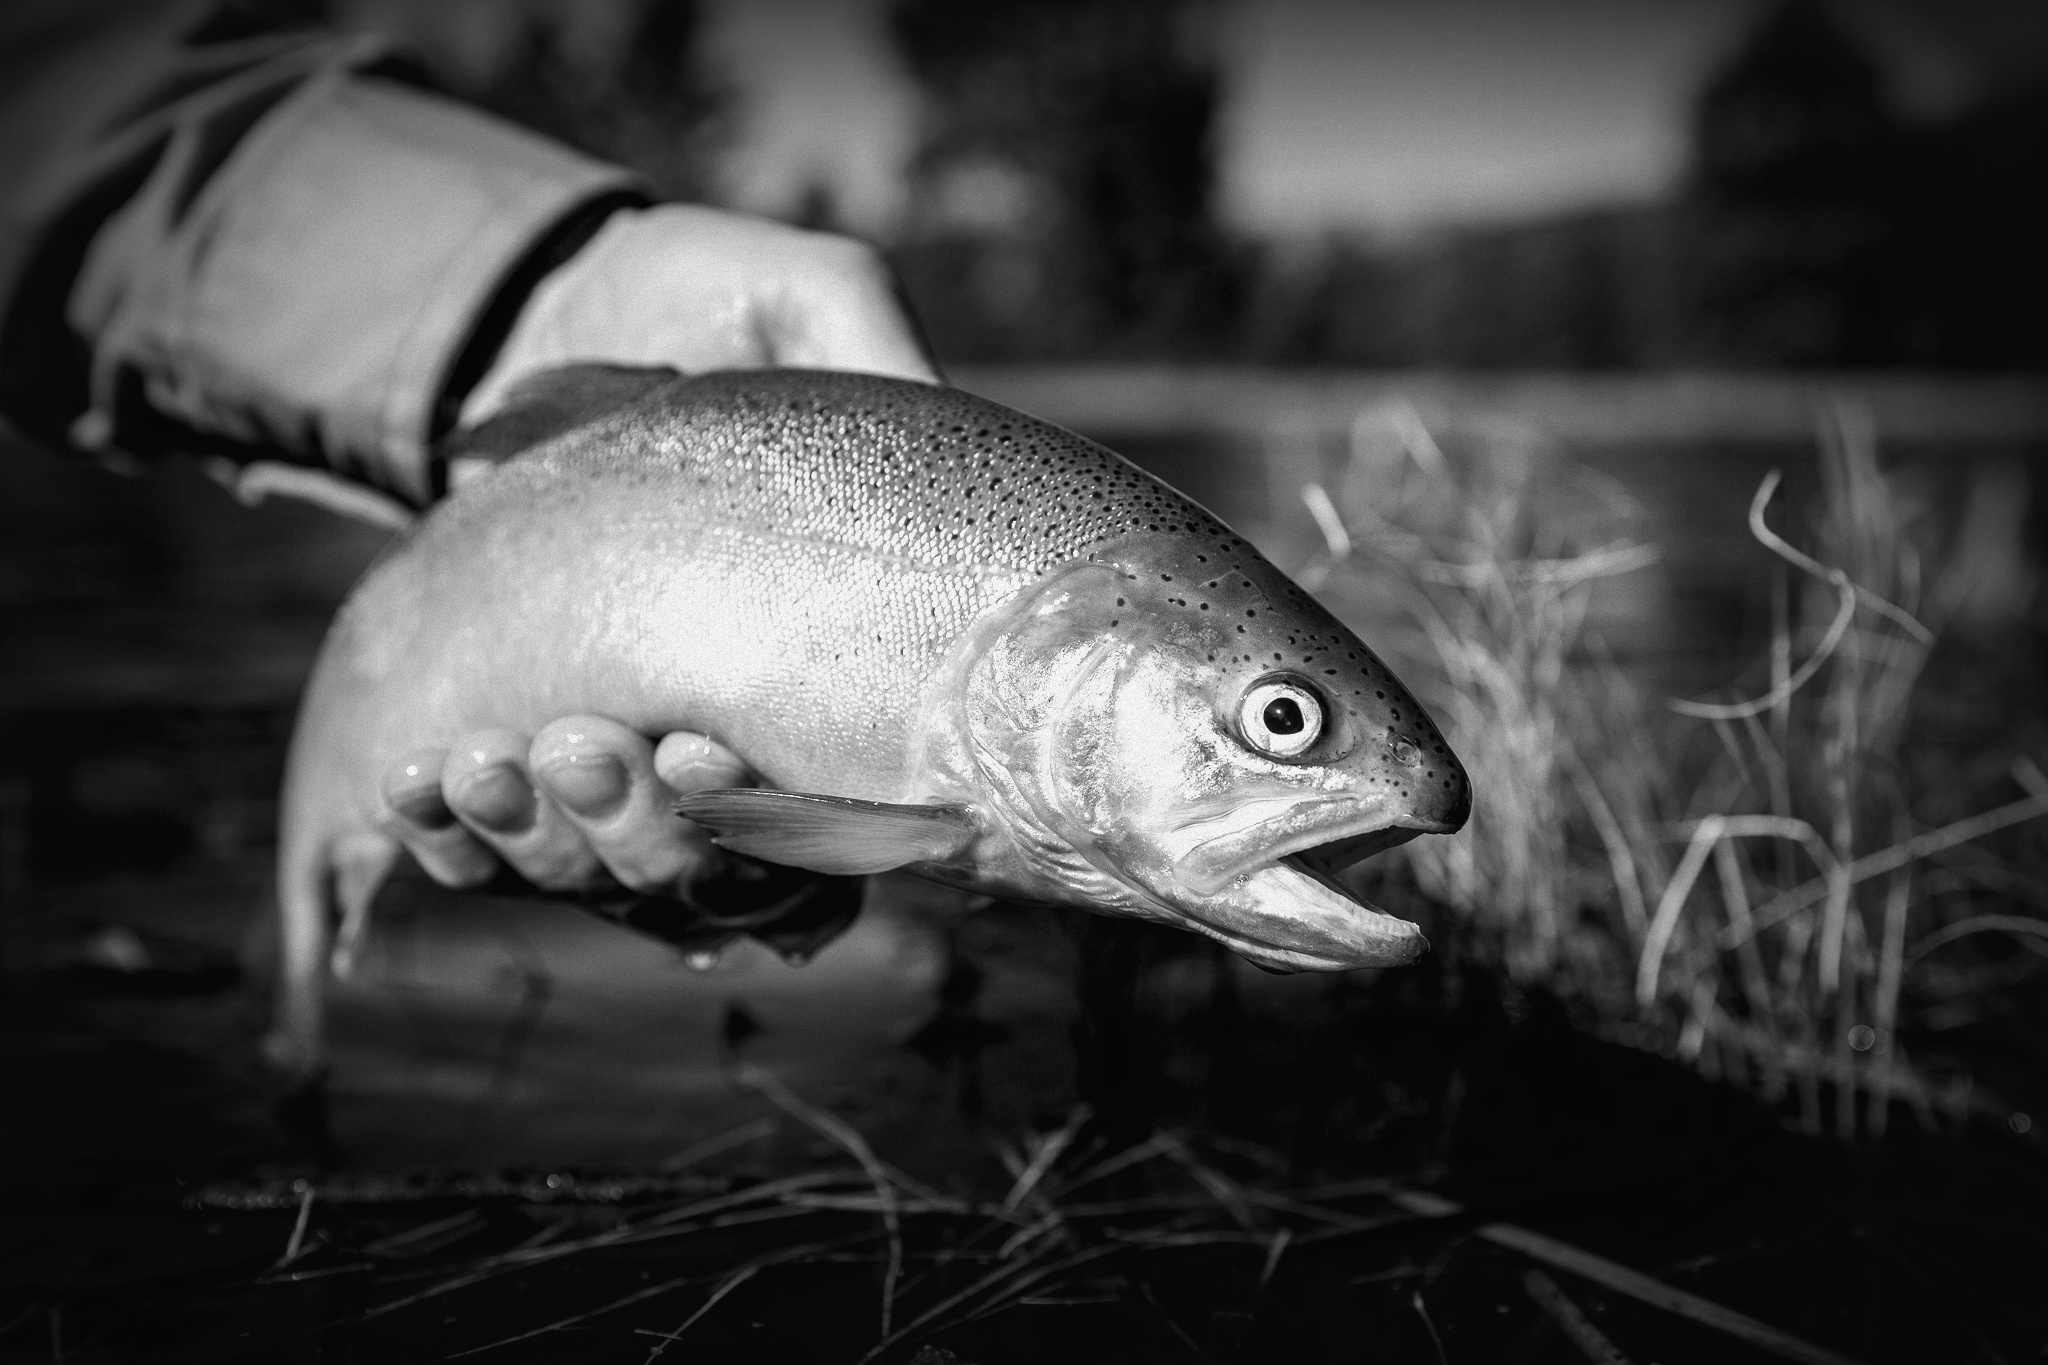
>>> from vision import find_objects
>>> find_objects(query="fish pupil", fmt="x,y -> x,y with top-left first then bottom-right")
1263,697 -> 1305,735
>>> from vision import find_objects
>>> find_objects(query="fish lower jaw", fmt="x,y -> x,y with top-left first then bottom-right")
1275,855 -> 1430,960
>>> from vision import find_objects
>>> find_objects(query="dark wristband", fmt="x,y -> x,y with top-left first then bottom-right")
428,187 -> 649,488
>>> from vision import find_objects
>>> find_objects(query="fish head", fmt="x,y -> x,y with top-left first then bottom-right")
957,531 -> 1470,972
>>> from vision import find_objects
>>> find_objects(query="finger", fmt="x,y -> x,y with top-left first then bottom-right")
652,731 -> 753,795
531,717 -> 722,896
761,235 -> 944,385
378,748 -> 499,889
440,730 -> 604,892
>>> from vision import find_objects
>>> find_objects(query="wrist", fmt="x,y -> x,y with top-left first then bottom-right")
438,194 -> 645,450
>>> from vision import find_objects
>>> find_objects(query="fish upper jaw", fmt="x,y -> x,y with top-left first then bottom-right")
1163,793 -> 1458,898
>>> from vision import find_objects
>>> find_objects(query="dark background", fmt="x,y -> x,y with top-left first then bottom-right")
377,0 -> 2048,369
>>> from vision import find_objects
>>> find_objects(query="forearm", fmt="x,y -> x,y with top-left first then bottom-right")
0,2 -> 644,503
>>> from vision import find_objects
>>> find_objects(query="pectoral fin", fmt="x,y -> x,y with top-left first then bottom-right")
674,789 -> 976,876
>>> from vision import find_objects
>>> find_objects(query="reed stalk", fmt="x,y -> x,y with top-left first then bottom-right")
1300,395 -> 2044,1134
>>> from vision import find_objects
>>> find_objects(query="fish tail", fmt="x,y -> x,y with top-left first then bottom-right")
264,822 -> 332,1080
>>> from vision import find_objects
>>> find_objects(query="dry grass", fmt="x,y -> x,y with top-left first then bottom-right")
1298,396 -> 2046,1136
201,1113 -> 1441,1358
198,1090 -> 1865,1365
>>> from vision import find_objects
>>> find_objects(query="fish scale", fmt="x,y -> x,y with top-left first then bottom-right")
562,370 -> 1241,574
584,372 -> 1463,808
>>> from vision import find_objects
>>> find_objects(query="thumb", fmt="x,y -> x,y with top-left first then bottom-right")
759,237 -> 944,385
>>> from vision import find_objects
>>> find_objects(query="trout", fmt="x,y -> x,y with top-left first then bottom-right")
275,368 -> 1469,1063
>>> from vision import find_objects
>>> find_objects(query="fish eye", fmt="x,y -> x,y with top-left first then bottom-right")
1238,679 -> 1325,759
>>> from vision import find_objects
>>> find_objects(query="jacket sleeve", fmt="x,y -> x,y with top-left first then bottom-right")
0,1 -> 646,504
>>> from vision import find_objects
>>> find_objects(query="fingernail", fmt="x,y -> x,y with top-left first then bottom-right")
662,757 -> 748,792
654,734 -> 750,792
543,753 -> 629,818
389,782 -> 456,830
458,763 -> 535,833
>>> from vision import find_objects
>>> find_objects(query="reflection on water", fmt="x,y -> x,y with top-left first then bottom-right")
323,867 -> 1433,1176
326,876 -> 961,1168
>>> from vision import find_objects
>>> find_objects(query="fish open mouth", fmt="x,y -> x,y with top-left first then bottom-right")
1283,824 -> 1427,887
1166,823 -> 1434,974
1153,800 -> 1459,971
1173,799 -> 1447,898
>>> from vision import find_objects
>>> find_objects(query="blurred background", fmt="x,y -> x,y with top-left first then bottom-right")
5,1 -> 2048,1359
363,0 -> 2048,368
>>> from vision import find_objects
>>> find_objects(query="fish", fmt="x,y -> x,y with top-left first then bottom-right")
272,367 -> 1469,1066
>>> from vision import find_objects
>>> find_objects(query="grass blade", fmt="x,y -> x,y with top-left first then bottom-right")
1524,1268 -> 1634,1365
1478,1222 -> 1865,1365
735,1063 -> 904,1338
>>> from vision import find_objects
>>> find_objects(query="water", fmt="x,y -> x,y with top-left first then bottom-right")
323,878 -> 956,1168
12,889 -> 2048,1361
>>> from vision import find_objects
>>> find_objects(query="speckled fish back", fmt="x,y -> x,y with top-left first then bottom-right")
553,369 -> 1239,574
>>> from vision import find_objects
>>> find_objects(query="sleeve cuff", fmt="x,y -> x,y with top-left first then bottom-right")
70,71 -> 644,503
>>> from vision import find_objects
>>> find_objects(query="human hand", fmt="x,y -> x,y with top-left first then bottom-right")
379,719 -> 748,900
387,207 -> 937,918
460,203 -> 941,428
